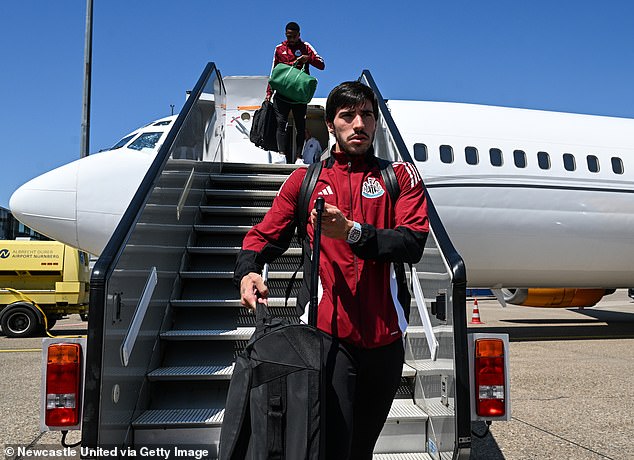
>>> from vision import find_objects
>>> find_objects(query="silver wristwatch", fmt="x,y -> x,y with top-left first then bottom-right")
346,221 -> 362,244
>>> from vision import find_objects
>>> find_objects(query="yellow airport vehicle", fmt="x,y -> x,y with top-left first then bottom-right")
0,240 -> 90,338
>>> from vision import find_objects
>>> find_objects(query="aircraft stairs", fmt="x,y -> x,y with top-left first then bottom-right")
83,64 -> 469,460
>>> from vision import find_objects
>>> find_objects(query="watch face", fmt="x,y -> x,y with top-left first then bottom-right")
348,227 -> 362,243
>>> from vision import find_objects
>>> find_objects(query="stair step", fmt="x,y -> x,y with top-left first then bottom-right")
133,398 -> 425,431
424,399 -> 454,418
221,162 -> 299,174
133,399 -> 430,454
386,399 -> 428,422
179,270 -> 303,279
161,327 -> 255,341
194,224 -> 253,234
205,189 -> 278,199
148,364 -> 234,381
187,246 -> 302,256
199,205 -> 268,215
373,454 -> 434,460
407,358 -> 454,375
406,325 -> 453,337
170,297 -> 297,308
374,454 -> 452,460
209,173 -> 289,184
133,408 -> 224,428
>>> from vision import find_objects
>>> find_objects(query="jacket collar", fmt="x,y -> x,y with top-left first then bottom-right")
282,39 -> 304,47
330,146 -> 376,169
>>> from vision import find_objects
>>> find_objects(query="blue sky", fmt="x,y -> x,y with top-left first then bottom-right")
2,1 -> 634,208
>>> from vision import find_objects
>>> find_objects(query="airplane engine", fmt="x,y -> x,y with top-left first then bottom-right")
502,288 -> 607,308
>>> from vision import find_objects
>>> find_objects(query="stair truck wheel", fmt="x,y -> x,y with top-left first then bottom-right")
44,316 -> 57,330
0,303 -> 41,338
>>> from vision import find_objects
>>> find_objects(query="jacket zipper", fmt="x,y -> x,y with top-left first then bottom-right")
348,160 -> 364,342
347,161 -> 358,282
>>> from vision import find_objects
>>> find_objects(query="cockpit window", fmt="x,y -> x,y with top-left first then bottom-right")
128,132 -> 162,151
153,120 -> 172,126
110,134 -> 136,150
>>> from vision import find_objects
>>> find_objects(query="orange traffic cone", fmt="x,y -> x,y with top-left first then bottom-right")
469,298 -> 484,324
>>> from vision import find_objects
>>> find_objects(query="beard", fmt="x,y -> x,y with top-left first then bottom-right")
333,130 -> 375,156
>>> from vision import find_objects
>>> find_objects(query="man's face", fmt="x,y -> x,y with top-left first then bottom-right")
285,29 -> 300,45
327,100 -> 376,156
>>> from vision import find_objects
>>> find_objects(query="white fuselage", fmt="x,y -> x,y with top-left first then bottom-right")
389,100 -> 634,287
9,78 -> 634,288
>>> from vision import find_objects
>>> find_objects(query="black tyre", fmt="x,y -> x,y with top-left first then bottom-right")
45,316 -> 57,330
1,305 -> 39,338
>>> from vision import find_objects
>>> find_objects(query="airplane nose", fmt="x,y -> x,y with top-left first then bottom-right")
9,161 -> 79,248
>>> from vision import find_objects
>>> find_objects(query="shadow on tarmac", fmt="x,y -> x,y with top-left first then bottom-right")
469,310 -> 634,340
48,328 -> 88,337
470,422 -> 505,459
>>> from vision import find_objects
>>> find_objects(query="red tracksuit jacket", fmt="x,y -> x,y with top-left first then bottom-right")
234,149 -> 429,348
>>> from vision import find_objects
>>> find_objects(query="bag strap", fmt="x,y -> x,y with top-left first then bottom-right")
296,161 -> 324,241
284,161 -> 324,309
267,377 -> 285,459
377,158 -> 400,205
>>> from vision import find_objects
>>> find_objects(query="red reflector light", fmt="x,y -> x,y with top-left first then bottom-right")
45,343 -> 81,427
474,338 -> 505,417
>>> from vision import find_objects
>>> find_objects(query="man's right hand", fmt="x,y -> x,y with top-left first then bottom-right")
240,272 -> 269,310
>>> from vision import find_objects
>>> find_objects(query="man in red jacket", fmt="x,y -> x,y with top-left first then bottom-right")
266,21 -> 325,163
235,81 -> 428,458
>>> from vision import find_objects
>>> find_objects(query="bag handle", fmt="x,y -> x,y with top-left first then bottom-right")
255,263 -> 271,329
309,197 -> 325,326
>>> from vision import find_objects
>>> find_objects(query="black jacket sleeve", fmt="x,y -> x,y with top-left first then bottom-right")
350,224 -> 427,263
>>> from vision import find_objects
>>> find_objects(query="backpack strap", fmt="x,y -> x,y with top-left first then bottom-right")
377,158 -> 400,205
285,160 -> 324,309
296,161 -> 324,241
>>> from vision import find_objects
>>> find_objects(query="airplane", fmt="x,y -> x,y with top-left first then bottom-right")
9,114 -> 178,257
9,75 -> 634,308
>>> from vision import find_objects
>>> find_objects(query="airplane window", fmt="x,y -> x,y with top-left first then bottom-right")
440,145 -> 454,164
110,134 -> 136,150
563,153 -> 576,171
611,157 -> 624,174
587,155 -> 600,173
489,148 -> 503,167
513,150 -> 527,168
465,146 -> 478,165
128,132 -> 163,151
153,120 -> 172,126
413,143 -> 428,161
537,151 -> 550,170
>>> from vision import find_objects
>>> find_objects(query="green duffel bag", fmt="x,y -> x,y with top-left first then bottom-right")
269,63 -> 317,104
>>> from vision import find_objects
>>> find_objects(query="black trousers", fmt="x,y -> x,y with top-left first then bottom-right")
323,337 -> 405,460
273,96 -> 307,162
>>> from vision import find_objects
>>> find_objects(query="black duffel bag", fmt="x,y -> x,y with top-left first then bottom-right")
250,101 -> 278,152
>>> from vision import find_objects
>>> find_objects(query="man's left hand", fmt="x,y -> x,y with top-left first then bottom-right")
310,202 -> 353,240
294,55 -> 309,67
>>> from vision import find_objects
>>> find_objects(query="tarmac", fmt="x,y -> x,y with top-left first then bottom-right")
469,289 -> 634,460
1,290 -> 633,459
